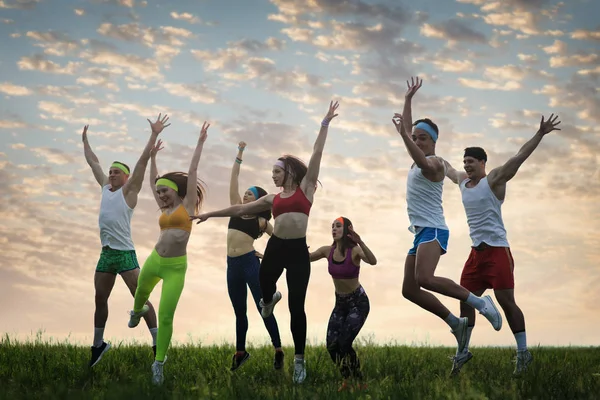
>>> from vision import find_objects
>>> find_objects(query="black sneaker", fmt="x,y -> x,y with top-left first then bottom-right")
152,345 -> 157,358
230,352 -> 250,371
89,341 -> 111,367
274,350 -> 284,370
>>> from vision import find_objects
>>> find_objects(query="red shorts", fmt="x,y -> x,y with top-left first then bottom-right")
460,245 -> 515,291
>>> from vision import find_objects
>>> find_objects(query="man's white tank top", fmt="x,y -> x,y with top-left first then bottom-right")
459,177 -> 509,247
98,185 -> 135,250
406,156 -> 448,234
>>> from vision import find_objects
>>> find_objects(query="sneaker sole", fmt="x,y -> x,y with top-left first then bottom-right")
90,342 -> 111,368
128,305 -> 150,328
261,292 -> 282,318
482,295 -> 502,331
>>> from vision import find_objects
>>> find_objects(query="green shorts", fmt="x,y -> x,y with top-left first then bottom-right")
95,246 -> 140,275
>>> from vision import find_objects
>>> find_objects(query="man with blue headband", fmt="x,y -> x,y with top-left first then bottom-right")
392,77 -> 503,357
82,114 -> 170,368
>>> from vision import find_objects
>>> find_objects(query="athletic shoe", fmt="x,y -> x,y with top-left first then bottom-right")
451,317 -> 469,353
479,295 -> 502,331
450,351 -> 473,376
293,357 -> 307,383
259,291 -> 282,318
152,360 -> 165,385
274,350 -> 284,370
513,350 -> 533,376
230,352 -> 251,371
89,341 -> 111,367
128,304 -> 149,328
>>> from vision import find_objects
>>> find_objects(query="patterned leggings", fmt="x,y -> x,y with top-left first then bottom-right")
326,286 -> 370,379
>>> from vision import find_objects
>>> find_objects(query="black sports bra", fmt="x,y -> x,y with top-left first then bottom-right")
228,216 -> 260,239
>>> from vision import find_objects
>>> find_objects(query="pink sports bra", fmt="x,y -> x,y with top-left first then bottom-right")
328,245 -> 360,280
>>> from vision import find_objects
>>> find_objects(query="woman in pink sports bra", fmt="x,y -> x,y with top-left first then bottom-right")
191,101 -> 340,384
309,217 -> 377,389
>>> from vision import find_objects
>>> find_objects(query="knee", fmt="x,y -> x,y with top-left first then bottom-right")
159,314 -> 174,327
95,293 -> 109,307
416,274 -> 434,290
498,298 -> 519,313
288,298 -> 306,317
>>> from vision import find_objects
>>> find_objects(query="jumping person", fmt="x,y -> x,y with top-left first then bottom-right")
226,141 -> 283,371
309,217 -> 377,390
83,115 -> 169,367
443,114 -> 561,376
127,122 -> 210,385
392,77 -> 502,353
191,101 -> 340,384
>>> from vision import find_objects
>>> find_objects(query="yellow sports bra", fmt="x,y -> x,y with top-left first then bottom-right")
158,204 -> 192,233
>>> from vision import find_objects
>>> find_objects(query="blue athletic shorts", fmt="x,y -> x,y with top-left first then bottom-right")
408,227 -> 449,255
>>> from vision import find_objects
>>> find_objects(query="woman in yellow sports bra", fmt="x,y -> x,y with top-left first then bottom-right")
127,121 -> 210,386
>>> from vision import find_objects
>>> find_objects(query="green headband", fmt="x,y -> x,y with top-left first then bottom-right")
155,178 -> 178,192
111,162 -> 130,175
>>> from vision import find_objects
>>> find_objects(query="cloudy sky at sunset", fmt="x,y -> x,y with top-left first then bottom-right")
1,0 -> 599,351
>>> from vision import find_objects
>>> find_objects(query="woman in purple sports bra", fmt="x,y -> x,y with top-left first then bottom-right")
309,216 -> 377,388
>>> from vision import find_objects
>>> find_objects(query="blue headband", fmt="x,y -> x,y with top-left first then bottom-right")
414,122 -> 438,142
248,186 -> 260,200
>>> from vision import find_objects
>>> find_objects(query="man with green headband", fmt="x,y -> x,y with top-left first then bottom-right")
82,114 -> 170,368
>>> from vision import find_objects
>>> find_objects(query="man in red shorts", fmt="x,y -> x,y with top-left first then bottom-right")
443,113 -> 561,376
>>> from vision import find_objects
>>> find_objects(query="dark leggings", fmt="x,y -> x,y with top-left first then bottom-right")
259,235 -> 310,355
227,251 -> 282,351
326,286 -> 370,379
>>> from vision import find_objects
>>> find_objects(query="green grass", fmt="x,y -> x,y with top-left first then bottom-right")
2,334 -> 600,399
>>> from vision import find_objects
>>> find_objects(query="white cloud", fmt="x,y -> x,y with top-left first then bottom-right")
0,82 -> 31,96
458,78 -> 521,91
17,55 -> 80,74
74,8 -> 84,16
170,11 -> 201,24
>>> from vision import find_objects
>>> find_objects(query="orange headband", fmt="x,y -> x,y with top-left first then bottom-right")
335,217 -> 344,225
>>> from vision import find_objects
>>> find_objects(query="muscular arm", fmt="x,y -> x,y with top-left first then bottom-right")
488,130 -> 545,188
123,131 -> 159,207
82,126 -> 108,187
301,124 -> 329,198
149,153 -> 163,207
309,245 -> 330,262
443,159 -> 467,185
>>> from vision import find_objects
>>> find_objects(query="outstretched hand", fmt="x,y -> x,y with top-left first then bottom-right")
538,114 -> 561,135
405,76 -> 423,99
347,225 -> 362,244
151,139 -> 164,157
82,125 -> 89,142
323,101 -> 340,124
392,113 -> 408,136
190,214 -> 209,224
147,113 -> 171,135
199,121 -> 210,143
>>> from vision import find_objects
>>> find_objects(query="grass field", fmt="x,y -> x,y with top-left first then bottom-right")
2,334 -> 600,399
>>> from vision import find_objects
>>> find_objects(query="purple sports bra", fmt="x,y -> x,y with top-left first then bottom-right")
328,245 -> 360,280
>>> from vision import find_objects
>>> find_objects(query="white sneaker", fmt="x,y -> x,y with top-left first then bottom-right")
293,357 -> 307,383
128,304 -> 149,328
260,291 -> 282,318
450,351 -> 473,376
513,350 -> 533,376
479,295 -> 502,331
152,359 -> 165,385
451,317 -> 469,353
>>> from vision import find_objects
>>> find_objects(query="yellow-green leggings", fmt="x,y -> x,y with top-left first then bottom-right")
134,249 -> 187,362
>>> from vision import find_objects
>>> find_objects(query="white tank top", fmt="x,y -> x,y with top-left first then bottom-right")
98,185 -> 135,250
459,177 -> 509,247
406,156 -> 448,233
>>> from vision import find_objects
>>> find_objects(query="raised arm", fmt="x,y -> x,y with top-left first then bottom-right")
392,113 -> 444,174
443,159 -> 467,185
149,139 -> 164,207
348,227 -> 377,266
191,194 -> 275,224
230,141 -> 246,206
309,245 -> 331,262
300,101 -> 339,197
488,114 -> 561,188
401,76 -> 422,132
123,114 -> 171,208
183,121 -> 209,215
82,125 -> 108,187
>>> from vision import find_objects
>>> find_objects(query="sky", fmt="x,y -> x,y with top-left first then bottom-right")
0,0 -> 599,351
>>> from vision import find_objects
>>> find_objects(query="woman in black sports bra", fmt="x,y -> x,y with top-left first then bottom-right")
226,141 -> 283,371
